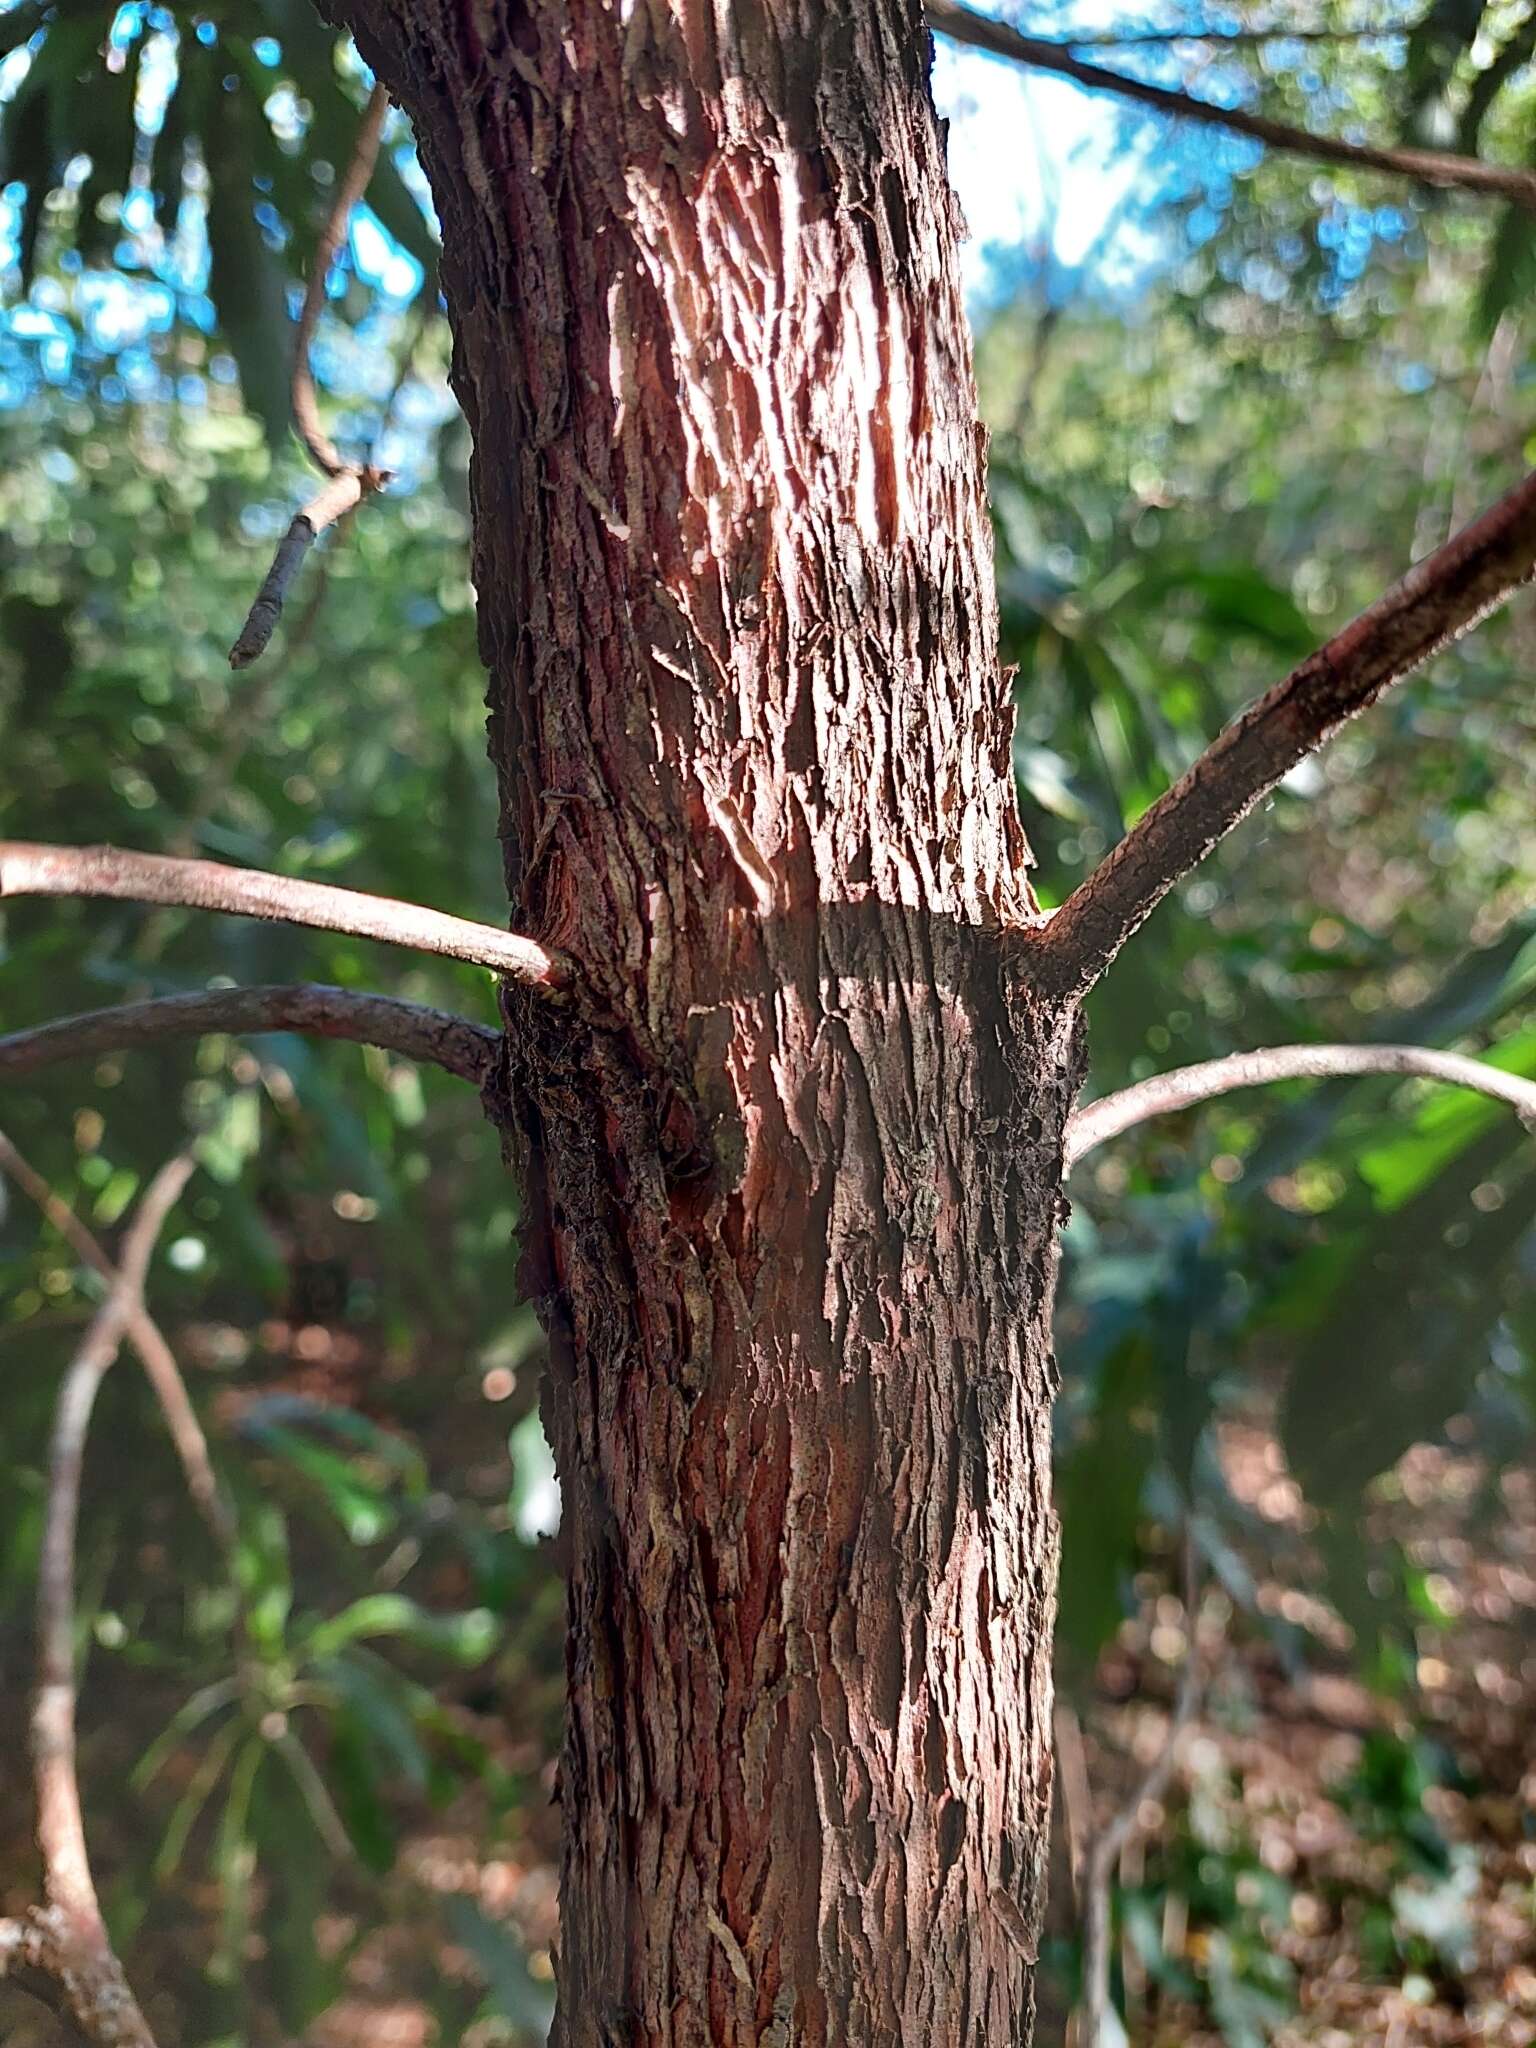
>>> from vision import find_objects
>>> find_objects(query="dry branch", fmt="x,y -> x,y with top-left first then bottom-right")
0,841 -> 572,991
227,469 -> 372,669
1065,1042 -> 1536,1167
229,81 -> 391,667
292,80 -> 390,480
0,983 -> 498,1086
1038,466 -> 1536,998
926,0 -> 1536,216
0,1131 -> 230,1551
0,1153 -> 197,2048
1057,22 -> 1414,47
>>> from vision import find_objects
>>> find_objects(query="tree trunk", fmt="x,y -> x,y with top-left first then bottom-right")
327,4 -> 1082,2040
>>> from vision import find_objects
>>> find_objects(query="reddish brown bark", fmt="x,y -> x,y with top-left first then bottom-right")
325,4 -> 1079,2040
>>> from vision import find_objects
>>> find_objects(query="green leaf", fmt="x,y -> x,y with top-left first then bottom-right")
1279,1142 -> 1536,1511
135,1675 -> 242,1791
440,1895 -> 555,2032
1475,204 -> 1536,339
299,1592 -> 498,1666
0,16 -> 106,285
203,72 -> 294,446
329,1711 -> 398,1872
319,1649 -> 431,1789
1356,1029 -> 1536,1210
250,1748 -> 350,2025
209,1738 -> 264,1986
152,1713 -> 247,1880
255,1424 -> 398,1543
1055,1338 -> 1155,1673
233,1498 -> 294,1655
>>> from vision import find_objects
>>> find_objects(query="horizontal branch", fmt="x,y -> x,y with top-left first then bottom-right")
1064,1042 -> 1536,1168
0,842 -> 573,992
1038,466 -> 1536,998
926,0 -> 1536,216
0,984 -> 498,1086
1058,22 -> 1413,47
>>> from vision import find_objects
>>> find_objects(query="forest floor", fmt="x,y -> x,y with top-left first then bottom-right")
1098,1427 -> 1536,2048
301,1418 -> 1536,2048
2,1415 -> 1532,2046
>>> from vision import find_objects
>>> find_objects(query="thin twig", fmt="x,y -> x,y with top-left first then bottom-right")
0,841 -> 574,992
1055,21 -> 1415,47
229,81 -> 391,668
0,983 -> 499,1087
926,0 -> 1536,216
1065,1042 -> 1536,1167
0,1129 -> 232,1556
228,470 -> 371,669
1079,1529 -> 1202,2048
292,81 -> 390,480
1036,466 -> 1536,998
6,1153 -> 197,2048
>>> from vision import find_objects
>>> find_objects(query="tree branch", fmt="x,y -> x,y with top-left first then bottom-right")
1065,1042 -> 1536,1168
228,82 -> 391,668
227,470 -> 368,670
0,1129 -> 230,1550
5,1153 -> 198,2048
1036,465 -> 1536,998
292,80 -> 390,480
925,0 -> 1536,216
0,842 -> 573,992
0,984 -> 498,1087
1056,22 -> 1415,47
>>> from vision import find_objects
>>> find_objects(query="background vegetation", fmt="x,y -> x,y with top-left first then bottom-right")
2,4 -> 1535,2041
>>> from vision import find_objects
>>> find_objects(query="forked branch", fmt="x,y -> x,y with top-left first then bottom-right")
0,1153 -> 196,2048
1065,1043 -> 1536,1168
0,841 -> 572,991
0,984 -> 498,1086
1038,466 -> 1536,998
926,0 -> 1536,216
0,1130 -> 231,1551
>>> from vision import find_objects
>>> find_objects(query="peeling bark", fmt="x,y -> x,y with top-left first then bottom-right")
322,4 -> 1078,2040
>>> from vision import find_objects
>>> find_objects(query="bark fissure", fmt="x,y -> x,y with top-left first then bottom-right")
324,5 -> 1073,2041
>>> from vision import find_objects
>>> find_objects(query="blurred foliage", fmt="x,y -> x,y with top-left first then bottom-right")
965,6 -> 1536,2034
3,0 -> 1536,2043
0,248 -> 559,2039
